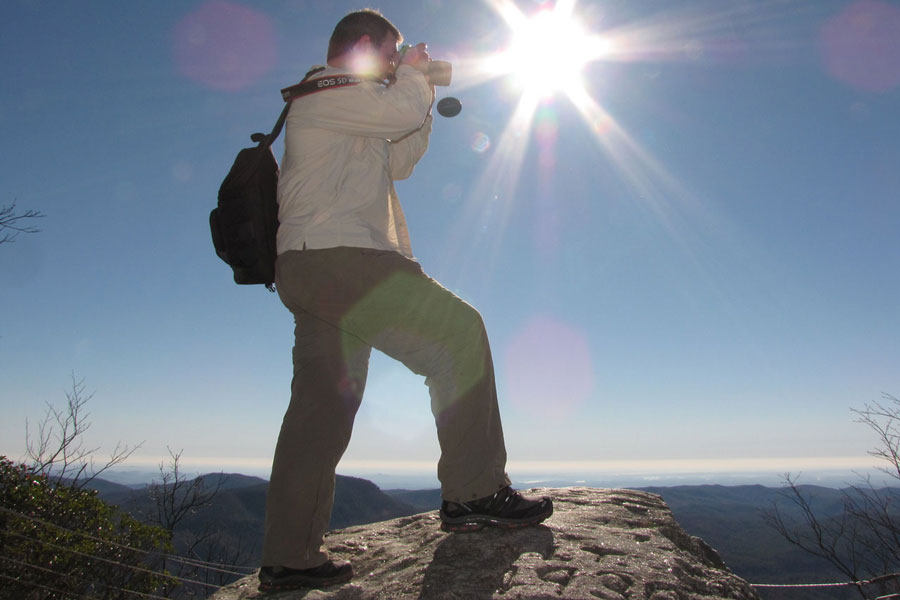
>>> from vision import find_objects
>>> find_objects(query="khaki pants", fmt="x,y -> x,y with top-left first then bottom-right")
262,247 -> 510,569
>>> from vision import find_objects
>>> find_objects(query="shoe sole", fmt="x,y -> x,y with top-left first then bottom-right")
258,571 -> 353,592
440,504 -> 553,533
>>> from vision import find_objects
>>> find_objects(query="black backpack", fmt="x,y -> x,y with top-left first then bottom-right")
210,118 -> 284,291
210,68 -> 373,291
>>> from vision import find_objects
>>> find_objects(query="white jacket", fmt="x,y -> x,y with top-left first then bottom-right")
276,64 -> 434,258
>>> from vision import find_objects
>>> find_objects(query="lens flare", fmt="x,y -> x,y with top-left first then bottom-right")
172,0 -> 276,91
820,0 -> 900,92
471,132 -> 492,153
442,182 -> 463,203
534,106 -> 559,172
172,160 -> 193,182
503,315 -> 594,421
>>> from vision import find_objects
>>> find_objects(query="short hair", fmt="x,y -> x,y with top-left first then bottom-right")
327,9 -> 403,62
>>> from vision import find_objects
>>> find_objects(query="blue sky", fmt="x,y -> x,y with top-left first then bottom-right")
1,0 -> 898,485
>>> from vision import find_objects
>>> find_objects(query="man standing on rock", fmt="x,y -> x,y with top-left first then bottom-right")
259,9 -> 553,592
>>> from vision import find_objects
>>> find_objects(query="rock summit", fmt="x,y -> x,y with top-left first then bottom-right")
211,487 -> 760,600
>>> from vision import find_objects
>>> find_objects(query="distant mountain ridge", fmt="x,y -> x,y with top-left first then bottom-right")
93,473 -> 416,568
108,473 -> 414,528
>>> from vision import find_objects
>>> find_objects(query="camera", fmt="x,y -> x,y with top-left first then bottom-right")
399,45 -> 452,86
425,61 -> 452,87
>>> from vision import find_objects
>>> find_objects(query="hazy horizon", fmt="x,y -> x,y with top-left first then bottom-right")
81,455 -> 885,490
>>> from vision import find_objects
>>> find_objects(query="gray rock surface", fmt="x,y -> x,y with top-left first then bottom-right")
210,487 -> 761,600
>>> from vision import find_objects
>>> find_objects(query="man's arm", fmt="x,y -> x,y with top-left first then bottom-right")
298,66 -> 432,140
389,114 -> 432,180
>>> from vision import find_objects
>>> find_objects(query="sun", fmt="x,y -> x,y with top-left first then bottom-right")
485,1 -> 611,98
444,0 -> 741,294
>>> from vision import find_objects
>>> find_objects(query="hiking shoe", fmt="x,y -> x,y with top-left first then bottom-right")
257,560 -> 353,591
440,486 -> 553,532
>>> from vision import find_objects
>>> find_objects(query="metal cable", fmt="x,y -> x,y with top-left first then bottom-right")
0,555 -> 171,599
0,504 -> 255,576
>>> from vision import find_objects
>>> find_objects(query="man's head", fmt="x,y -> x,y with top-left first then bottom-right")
327,9 -> 403,78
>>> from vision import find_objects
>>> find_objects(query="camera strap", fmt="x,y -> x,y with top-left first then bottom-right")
280,72 -> 380,101
261,69 -> 380,149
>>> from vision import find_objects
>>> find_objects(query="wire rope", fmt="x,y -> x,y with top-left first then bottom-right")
3,529 -> 222,590
0,555 -> 171,600
0,504 -> 255,576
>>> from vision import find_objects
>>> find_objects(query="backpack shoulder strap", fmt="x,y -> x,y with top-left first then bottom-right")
254,67 -> 329,149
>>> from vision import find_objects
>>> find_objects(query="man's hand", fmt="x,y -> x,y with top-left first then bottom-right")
400,42 -> 431,74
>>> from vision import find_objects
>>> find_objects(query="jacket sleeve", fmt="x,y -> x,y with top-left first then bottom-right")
301,66 -> 432,140
389,115 -> 432,180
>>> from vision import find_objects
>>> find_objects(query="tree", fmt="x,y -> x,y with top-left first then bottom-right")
764,394 -> 900,600
1,376 -> 177,598
141,451 -> 255,597
149,449 -> 222,535
25,374 -> 139,489
11,375 -> 252,598
0,200 -> 44,245
0,457 -> 172,599
145,448 -> 226,598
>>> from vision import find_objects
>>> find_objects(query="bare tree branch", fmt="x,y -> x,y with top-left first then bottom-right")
853,395 -> 900,483
148,447 -> 223,534
0,201 -> 44,244
764,394 -> 900,599
764,474 -> 866,581
24,373 -> 140,488
146,449 -> 226,598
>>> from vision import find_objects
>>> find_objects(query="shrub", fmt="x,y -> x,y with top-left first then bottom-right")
0,456 -> 173,599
